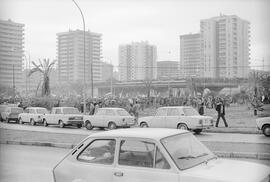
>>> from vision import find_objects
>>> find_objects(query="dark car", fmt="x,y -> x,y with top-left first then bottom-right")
257,104 -> 270,117
1,106 -> 24,123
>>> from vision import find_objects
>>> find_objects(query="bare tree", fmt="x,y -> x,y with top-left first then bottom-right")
28,59 -> 56,97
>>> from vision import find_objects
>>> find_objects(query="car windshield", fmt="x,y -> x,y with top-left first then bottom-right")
161,133 -> 216,170
63,108 -> 80,114
117,109 -> 130,116
11,107 -> 23,113
183,108 -> 200,116
36,108 -> 48,114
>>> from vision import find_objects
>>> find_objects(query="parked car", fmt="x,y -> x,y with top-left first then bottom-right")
138,106 -> 214,134
53,128 -> 270,182
0,104 -> 17,121
18,107 -> 49,125
42,107 -> 83,128
256,117 -> 270,137
84,107 -> 136,130
1,106 -> 23,123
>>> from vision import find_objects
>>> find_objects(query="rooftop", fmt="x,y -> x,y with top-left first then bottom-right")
88,128 -> 189,140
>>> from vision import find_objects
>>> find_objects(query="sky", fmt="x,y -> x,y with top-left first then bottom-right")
1,0 -> 270,70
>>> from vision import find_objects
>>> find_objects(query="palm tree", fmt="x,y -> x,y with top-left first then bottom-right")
28,59 -> 56,96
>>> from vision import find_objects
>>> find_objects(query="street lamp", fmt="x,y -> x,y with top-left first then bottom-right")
72,0 -> 86,114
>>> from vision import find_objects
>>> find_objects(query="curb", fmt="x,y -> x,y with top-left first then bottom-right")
204,129 -> 260,135
1,140 -> 269,160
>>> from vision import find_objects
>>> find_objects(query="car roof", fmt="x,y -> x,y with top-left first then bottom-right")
159,106 -> 192,109
99,107 -> 126,110
89,128 -> 189,140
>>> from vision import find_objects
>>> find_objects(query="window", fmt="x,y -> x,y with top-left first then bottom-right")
155,147 -> 170,169
119,140 -> 155,168
167,108 -> 179,116
156,108 -> 167,116
105,109 -> 115,116
29,109 -> 35,114
96,109 -> 106,115
55,109 -> 62,114
78,139 -> 116,165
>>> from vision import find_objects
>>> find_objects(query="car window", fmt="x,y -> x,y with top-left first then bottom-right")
55,109 -> 62,114
119,140 -> 155,168
116,109 -> 130,116
156,108 -> 167,116
11,107 -> 23,113
77,139 -> 116,165
95,109 -> 106,115
155,147 -> 170,169
167,108 -> 180,116
105,109 -> 115,116
183,108 -> 200,116
29,109 -> 35,114
25,108 -> 29,113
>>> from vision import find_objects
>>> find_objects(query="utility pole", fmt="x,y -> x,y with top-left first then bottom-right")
12,64 -> 15,103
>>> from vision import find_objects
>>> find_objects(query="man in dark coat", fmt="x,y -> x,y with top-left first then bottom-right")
215,98 -> 228,127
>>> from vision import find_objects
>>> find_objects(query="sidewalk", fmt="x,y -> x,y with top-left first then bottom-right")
1,128 -> 269,160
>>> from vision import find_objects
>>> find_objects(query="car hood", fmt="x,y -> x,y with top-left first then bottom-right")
181,158 -> 270,182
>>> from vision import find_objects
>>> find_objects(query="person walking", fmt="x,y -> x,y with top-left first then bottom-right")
215,98 -> 228,127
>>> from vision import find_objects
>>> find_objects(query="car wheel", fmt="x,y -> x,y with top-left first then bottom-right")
59,120 -> 65,128
30,118 -> 35,126
43,119 -> 48,127
194,129 -> 202,135
140,122 -> 149,128
108,122 -> 117,130
177,123 -> 188,130
77,124 -> 82,128
85,121 -> 93,130
262,125 -> 270,137
19,117 -> 24,124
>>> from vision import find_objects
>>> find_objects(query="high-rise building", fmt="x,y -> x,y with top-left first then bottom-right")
57,29 -> 102,83
180,33 -> 201,78
157,61 -> 179,79
119,41 -> 157,81
0,19 -> 24,87
200,14 -> 250,78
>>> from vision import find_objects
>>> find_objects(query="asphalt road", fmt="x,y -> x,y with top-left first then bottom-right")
0,144 -> 269,182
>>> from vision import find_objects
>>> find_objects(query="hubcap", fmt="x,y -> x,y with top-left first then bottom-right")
109,123 -> 116,129
179,125 -> 187,130
86,123 -> 92,129
264,127 -> 270,136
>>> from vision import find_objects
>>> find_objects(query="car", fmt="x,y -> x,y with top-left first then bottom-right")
256,117 -> 270,137
0,104 -> 17,121
18,107 -> 49,125
138,106 -> 214,134
53,128 -> 270,182
1,106 -> 23,123
42,107 -> 83,128
83,107 -> 136,130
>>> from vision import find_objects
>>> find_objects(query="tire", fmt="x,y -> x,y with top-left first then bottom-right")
85,121 -> 93,130
77,124 -> 82,128
30,118 -> 35,126
108,122 -> 117,130
19,117 -> 24,124
194,129 -> 202,135
43,119 -> 48,127
262,125 -> 270,137
140,122 -> 149,128
59,120 -> 65,128
177,123 -> 188,130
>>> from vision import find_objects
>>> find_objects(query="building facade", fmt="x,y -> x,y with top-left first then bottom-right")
119,41 -> 157,81
180,33 -> 201,78
0,19 -> 24,88
200,14 -> 250,78
101,61 -> 113,82
157,61 -> 179,79
57,30 -> 102,83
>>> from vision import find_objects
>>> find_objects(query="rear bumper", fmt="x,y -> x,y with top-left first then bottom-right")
65,120 -> 83,125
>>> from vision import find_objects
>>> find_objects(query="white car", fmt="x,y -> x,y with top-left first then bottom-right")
84,107 -> 136,130
18,107 -> 48,125
256,117 -> 270,137
138,106 -> 214,134
53,128 -> 270,182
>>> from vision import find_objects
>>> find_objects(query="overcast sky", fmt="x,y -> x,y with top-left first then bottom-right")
1,0 -> 269,70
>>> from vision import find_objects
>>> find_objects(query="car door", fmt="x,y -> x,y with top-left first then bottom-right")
54,138 -> 116,182
113,138 -> 178,182
28,108 -> 35,122
166,108 -> 181,128
22,108 -> 29,122
104,109 -> 116,126
92,109 -> 106,127
149,108 -> 167,128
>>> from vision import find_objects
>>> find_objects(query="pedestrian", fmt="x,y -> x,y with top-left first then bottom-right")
215,98 -> 228,127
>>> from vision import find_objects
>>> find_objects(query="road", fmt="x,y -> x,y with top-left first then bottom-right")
0,144 -> 270,182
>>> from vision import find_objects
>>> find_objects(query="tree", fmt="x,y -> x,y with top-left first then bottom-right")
28,59 -> 56,97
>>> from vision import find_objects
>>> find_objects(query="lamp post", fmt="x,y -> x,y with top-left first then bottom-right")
72,0 -> 86,114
